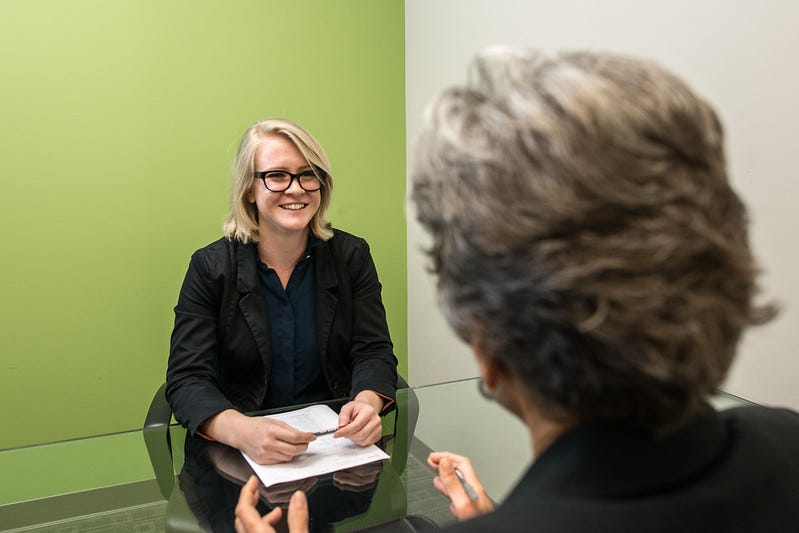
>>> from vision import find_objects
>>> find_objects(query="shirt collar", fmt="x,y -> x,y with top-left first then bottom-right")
255,233 -> 323,272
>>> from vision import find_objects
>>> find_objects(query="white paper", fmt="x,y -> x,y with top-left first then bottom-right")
259,404 -> 340,435
241,404 -> 390,487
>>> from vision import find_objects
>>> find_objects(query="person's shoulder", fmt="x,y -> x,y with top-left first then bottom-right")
189,237 -> 241,270
195,236 -> 233,251
722,403 -> 799,433
317,229 -> 376,277
328,227 -> 368,245
192,237 -> 234,258
324,228 -> 371,253
721,404 -> 799,470
718,404 -> 799,522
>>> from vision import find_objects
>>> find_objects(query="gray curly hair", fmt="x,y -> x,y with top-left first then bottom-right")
412,48 -> 775,431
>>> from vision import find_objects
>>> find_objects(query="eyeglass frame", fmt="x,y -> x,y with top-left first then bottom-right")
253,168 -> 326,192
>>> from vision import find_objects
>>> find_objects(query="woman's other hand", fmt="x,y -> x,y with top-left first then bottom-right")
428,451 -> 494,520
235,475 -> 309,533
334,391 -> 383,446
203,410 -> 316,464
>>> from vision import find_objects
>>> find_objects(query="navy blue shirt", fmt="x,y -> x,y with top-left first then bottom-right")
257,238 -> 330,408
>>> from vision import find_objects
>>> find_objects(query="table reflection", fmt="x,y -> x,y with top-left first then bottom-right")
177,429 -> 397,532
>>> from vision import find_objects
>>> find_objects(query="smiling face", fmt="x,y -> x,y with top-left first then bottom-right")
249,133 -> 322,240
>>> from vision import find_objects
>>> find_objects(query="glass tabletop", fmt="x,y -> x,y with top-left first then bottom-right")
0,379 -> 753,532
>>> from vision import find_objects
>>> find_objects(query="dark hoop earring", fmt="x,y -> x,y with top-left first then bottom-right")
478,378 -> 493,400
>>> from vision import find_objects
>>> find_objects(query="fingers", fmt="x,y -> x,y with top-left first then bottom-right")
334,401 -> 381,445
438,456 -> 475,512
235,476 -> 280,532
427,451 -> 470,472
287,490 -> 309,533
270,419 -> 317,444
262,507 -> 283,527
267,438 -> 313,462
244,419 -> 317,464
336,417 -> 381,445
240,475 -> 260,505
337,402 -> 355,428
429,455 -> 493,520
427,451 -> 445,470
250,446 -> 303,465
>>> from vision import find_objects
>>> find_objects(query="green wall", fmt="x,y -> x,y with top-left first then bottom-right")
0,0 -> 406,450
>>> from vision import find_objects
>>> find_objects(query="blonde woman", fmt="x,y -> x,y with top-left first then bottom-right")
167,119 -> 398,465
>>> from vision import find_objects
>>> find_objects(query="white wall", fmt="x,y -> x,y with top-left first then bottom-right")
406,0 -> 799,410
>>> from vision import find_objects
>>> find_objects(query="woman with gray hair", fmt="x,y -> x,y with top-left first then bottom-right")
233,50 -> 799,532
416,48 -> 799,531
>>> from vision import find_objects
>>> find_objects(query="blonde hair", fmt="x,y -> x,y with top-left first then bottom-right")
223,118 -> 334,243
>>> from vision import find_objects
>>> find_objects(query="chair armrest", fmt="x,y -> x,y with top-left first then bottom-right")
143,382 -> 176,499
389,374 -> 418,475
145,382 -> 173,429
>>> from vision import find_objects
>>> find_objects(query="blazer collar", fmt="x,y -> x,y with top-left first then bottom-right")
312,236 -> 337,290
236,241 -> 260,294
507,404 -> 729,502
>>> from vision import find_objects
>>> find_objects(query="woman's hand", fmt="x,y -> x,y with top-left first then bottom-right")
427,452 -> 494,520
237,416 -> 317,464
235,475 -> 309,533
334,391 -> 383,446
203,410 -> 317,464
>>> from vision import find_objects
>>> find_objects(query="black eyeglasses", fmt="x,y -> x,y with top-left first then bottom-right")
254,169 -> 325,192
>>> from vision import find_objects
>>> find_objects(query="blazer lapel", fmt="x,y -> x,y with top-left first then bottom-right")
314,240 -> 338,368
235,241 -> 273,379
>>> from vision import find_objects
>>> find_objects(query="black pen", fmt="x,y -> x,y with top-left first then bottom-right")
454,468 -> 479,502
313,422 -> 348,437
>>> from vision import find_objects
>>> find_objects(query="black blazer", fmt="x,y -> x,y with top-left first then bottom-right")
444,405 -> 799,532
166,230 -> 398,434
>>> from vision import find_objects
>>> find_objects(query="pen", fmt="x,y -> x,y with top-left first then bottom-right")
454,468 -> 479,502
313,422 -> 348,437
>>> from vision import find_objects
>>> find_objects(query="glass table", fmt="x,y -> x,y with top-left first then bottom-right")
0,379 -> 752,532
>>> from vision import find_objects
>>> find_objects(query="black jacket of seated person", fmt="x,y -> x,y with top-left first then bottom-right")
167,229 -> 398,435
440,404 -> 799,532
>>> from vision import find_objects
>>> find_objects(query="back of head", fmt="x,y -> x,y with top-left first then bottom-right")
412,48 -> 774,431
